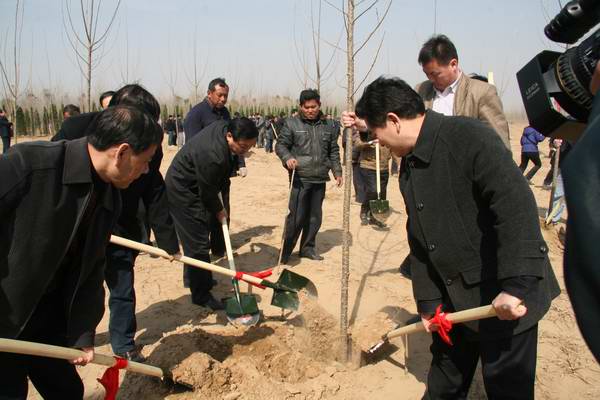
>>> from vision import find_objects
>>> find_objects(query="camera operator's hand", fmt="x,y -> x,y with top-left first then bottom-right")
590,62 -> 600,95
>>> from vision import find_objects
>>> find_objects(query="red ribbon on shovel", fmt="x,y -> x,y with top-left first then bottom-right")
234,269 -> 273,289
430,304 -> 454,345
97,357 -> 128,400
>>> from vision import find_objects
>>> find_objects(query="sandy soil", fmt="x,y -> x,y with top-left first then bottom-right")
25,123 -> 600,399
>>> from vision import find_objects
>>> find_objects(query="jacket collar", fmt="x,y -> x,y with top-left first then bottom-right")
63,137 -> 92,184
410,110 -> 443,164
63,137 -> 117,212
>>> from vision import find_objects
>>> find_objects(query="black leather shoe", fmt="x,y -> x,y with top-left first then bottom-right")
360,213 -> 369,225
369,216 -> 387,229
299,250 -> 324,261
116,348 -> 146,363
195,293 -> 225,311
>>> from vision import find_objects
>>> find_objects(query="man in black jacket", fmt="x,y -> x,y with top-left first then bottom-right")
165,118 -> 257,310
0,109 -> 12,153
276,89 -> 343,263
52,84 -> 180,362
345,77 -> 560,400
0,105 -> 162,399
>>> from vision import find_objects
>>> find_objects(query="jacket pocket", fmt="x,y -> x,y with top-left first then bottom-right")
460,265 -> 485,286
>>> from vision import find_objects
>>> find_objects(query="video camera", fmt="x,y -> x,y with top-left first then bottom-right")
517,0 -> 600,140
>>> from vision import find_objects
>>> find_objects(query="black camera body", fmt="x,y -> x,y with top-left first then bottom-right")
517,0 -> 600,139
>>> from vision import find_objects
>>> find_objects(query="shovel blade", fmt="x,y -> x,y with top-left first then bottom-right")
369,199 -> 391,223
270,269 -> 318,311
224,294 -> 261,326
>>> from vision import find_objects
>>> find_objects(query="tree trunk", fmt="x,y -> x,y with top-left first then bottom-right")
340,0 -> 355,364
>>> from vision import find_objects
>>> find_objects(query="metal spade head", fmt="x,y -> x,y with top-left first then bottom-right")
369,199 -> 391,223
270,269 -> 318,311
224,293 -> 261,326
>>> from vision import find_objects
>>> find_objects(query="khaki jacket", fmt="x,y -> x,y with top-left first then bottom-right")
416,75 -> 511,150
352,133 -> 392,171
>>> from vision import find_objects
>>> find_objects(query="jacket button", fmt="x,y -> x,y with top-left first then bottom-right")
417,202 -> 424,211
446,278 -> 453,286
428,244 -> 436,251
540,245 -> 547,253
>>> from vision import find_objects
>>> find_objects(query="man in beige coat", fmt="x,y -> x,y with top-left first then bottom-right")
416,34 -> 511,149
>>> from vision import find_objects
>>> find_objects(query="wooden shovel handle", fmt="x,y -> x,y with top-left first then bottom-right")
0,338 -> 163,378
109,235 -> 265,287
385,305 -> 497,341
375,142 -> 381,196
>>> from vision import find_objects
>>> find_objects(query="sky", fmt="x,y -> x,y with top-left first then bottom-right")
0,0 -> 580,113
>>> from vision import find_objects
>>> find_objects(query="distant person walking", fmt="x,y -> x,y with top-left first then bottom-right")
519,126 -> 546,183
0,109 -> 13,153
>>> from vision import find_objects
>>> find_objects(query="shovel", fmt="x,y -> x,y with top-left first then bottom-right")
0,338 -> 192,390
369,141 -> 390,224
218,193 -> 261,326
110,235 -> 317,311
277,168 -> 295,266
363,305 -> 498,361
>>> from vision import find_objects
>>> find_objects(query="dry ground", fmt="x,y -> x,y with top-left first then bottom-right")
24,122 -> 600,399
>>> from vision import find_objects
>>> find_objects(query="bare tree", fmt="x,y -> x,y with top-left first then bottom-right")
324,0 -> 392,362
292,0 -> 342,93
62,0 -> 121,111
184,28 -> 208,106
0,0 -> 25,142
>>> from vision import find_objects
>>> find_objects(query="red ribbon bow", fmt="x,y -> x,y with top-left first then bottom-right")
97,357 -> 128,400
234,269 -> 273,289
430,304 -> 454,345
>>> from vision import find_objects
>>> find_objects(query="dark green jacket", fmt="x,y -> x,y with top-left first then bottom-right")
275,115 -> 342,183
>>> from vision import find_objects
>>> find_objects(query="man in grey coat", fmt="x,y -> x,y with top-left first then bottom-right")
276,89 -> 342,263
344,76 -> 559,400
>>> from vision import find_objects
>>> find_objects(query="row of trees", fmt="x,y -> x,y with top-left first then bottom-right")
1,97 -> 342,137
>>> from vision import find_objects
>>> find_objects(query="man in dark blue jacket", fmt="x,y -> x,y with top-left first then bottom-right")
519,126 -> 546,182
0,109 -> 12,153
0,105 -> 162,399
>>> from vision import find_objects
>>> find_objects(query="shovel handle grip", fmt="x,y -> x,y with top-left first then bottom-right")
0,338 -> 163,378
109,235 -> 265,286
385,305 -> 497,341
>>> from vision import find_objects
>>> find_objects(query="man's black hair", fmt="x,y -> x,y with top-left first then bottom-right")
109,84 -> 160,121
63,104 -> 81,116
208,77 -> 228,92
469,73 -> 488,83
99,90 -> 115,106
418,34 -> 459,66
355,76 -> 425,128
299,89 -> 320,105
87,105 -> 163,154
228,117 -> 259,141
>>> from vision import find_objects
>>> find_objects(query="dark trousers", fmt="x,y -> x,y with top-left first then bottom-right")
424,325 -> 538,400
0,294 -> 83,400
170,188 -> 229,304
519,152 -> 542,181
1,136 -> 10,153
359,167 -> 389,215
352,163 -> 366,203
104,244 -> 138,355
168,131 -> 176,146
265,138 -> 273,153
282,178 -> 326,256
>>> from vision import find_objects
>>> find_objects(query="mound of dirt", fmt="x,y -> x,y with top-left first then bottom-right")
118,298 -> 347,399
350,311 -> 398,352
